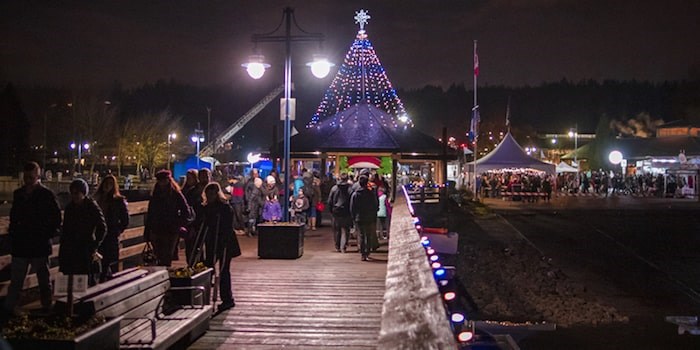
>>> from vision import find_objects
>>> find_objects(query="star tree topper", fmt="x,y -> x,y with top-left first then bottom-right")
354,9 -> 371,31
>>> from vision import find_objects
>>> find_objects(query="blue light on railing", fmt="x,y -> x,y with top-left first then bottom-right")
434,268 -> 446,277
451,313 -> 465,323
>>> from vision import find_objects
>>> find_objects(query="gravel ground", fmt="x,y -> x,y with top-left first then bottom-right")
416,199 -> 700,349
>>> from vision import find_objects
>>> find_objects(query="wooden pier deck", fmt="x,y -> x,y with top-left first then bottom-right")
188,223 -> 388,350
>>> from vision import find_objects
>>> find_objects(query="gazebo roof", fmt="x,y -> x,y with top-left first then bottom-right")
290,103 -> 447,155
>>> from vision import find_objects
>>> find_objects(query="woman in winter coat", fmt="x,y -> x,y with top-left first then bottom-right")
198,183 -> 241,313
60,179 -> 107,286
94,175 -> 129,282
245,177 -> 264,235
144,170 -> 194,266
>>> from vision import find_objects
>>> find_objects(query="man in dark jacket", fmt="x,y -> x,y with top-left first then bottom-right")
3,162 -> 62,315
327,173 -> 352,253
350,175 -> 379,261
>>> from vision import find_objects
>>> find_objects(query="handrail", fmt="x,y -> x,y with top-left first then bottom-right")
377,191 -> 456,349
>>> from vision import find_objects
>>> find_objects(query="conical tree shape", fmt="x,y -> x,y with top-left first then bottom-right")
307,30 -> 411,129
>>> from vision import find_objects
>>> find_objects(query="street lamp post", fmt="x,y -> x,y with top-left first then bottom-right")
167,133 -> 177,171
70,142 -> 90,176
568,124 -> 578,166
191,128 -> 205,169
244,7 -> 333,221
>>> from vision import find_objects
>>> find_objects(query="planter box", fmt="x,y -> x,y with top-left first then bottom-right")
258,222 -> 304,259
169,267 -> 213,305
7,316 -> 122,350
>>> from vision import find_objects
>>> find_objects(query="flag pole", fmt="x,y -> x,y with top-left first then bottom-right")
473,40 -> 479,200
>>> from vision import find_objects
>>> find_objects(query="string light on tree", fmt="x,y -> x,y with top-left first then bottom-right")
307,9 -> 412,129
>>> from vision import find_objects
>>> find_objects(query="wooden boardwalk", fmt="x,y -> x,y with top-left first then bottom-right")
188,223 -> 388,350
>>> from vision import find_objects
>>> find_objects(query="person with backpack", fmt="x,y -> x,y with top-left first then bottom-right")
327,173 -> 352,253
350,175 -> 379,261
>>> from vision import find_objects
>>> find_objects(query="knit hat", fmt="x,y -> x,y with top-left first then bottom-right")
266,175 -> 276,185
69,178 -> 89,195
155,169 -> 171,180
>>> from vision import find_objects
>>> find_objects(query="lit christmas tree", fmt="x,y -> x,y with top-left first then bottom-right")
307,9 -> 412,129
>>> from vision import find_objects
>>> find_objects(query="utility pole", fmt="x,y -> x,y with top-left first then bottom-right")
206,106 -> 212,150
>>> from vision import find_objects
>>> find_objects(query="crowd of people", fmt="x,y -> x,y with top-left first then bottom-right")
2,161 -> 393,319
477,172 -> 554,201
475,169 -> 692,200
557,170 -> 691,197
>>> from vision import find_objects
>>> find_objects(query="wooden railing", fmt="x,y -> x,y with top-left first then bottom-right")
0,201 -> 149,297
377,191 -> 456,349
405,185 -> 442,204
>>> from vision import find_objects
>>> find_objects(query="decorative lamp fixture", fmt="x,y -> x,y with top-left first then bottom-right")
242,54 -> 270,79
307,55 -> 335,79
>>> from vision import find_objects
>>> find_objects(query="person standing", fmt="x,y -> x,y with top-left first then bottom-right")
94,175 -> 129,282
3,162 -> 62,315
350,175 -> 379,261
144,170 -> 194,266
376,187 -> 391,239
181,169 -> 201,263
60,179 -> 107,286
225,176 -> 246,232
245,176 -> 264,236
199,183 -> 241,313
328,173 -> 352,253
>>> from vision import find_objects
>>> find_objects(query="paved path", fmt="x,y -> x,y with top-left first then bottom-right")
186,224 -> 388,350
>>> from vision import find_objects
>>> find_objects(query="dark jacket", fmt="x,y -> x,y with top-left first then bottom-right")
183,183 -> 203,209
145,190 -> 193,240
197,201 -> 241,258
9,184 -> 62,258
327,182 -> 351,217
350,186 -> 379,223
97,195 -> 129,235
59,198 -> 107,274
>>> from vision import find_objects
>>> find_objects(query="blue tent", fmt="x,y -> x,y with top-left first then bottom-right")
173,156 -> 213,180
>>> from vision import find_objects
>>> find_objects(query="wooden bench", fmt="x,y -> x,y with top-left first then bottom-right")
55,268 -> 213,350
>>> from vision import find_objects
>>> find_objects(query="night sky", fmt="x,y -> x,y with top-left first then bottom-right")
1,0 -> 699,89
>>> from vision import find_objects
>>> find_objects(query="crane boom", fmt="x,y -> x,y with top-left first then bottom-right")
199,85 -> 284,157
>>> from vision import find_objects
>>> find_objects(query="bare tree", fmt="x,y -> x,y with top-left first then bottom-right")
116,110 -> 181,177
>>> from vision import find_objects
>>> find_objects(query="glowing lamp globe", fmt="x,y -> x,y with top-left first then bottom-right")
307,57 -> 334,79
443,292 -> 456,301
191,135 -> 199,143
608,150 -> 623,165
451,313 -> 465,323
242,55 -> 270,80
245,62 -> 267,79
83,143 -> 90,150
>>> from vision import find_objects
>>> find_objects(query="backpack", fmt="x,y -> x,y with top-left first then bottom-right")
332,186 -> 350,215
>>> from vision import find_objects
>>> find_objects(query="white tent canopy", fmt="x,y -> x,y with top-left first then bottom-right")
470,133 -> 556,175
556,161 -> 579,173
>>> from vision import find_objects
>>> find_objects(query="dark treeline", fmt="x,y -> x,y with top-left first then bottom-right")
400,79 -> 700,141
2,79 -> 700,175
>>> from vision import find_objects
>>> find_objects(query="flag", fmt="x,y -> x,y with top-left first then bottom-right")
470,106 -> 480,141
474,49 -> 479,77
505,96 -> 511,128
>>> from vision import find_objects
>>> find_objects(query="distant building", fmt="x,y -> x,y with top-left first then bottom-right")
656,120 -> 700,137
